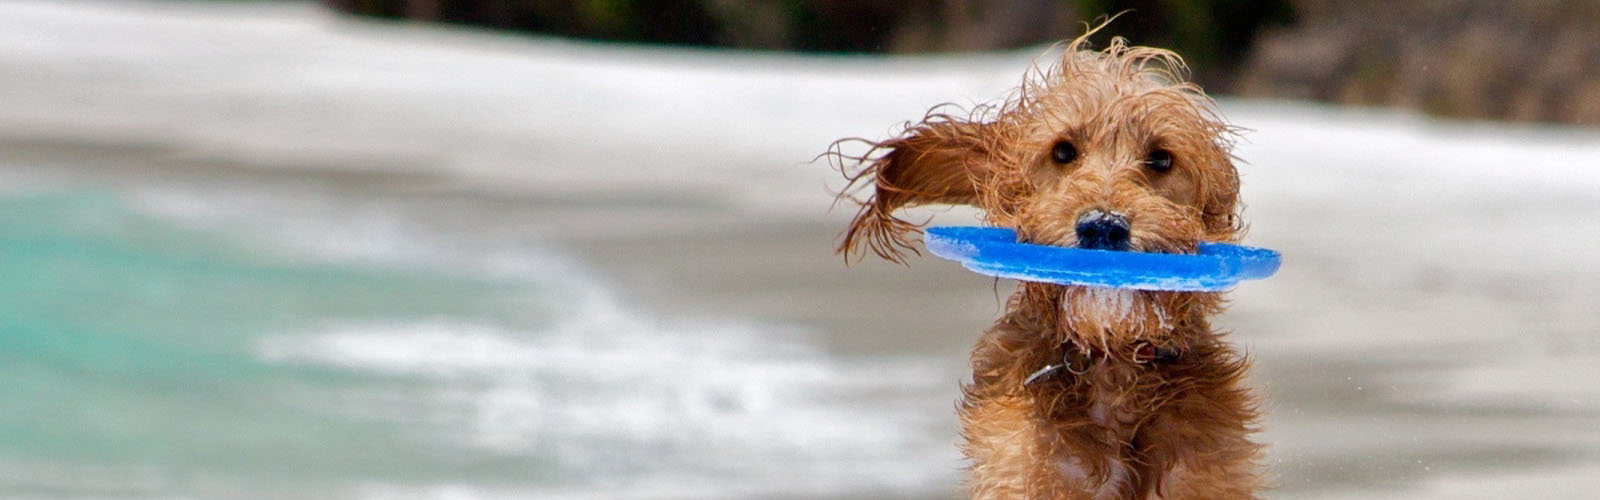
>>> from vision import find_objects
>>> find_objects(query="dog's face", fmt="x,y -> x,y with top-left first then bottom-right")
998,64 -> 1239,255
834,37 -> 1242,342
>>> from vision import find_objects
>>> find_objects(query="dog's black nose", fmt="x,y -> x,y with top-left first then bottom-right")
1075,209 -> 1130,251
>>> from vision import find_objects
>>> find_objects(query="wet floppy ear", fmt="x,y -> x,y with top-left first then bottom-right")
1199,156 -> 1243,241
832,117 -> 993,264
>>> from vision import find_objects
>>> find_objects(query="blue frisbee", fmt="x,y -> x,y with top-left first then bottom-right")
923,226 -> 1281,291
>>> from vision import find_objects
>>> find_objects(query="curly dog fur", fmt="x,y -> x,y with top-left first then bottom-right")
830,31 -> 1264,500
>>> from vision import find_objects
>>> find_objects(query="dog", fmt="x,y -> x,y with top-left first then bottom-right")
830,32 -> 1263,500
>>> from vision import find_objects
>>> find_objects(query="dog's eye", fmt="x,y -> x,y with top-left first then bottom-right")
1145,149 -> 1174,172
1050,140 -> 1078,164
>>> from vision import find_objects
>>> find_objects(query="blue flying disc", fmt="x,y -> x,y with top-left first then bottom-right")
923,226 -> 1280,291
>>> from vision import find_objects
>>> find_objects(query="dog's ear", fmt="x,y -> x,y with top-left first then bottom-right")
1200,157 -> 1243,242
834,116 -> 993,264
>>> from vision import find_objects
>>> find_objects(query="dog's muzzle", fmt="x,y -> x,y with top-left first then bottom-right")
1075,209 -> 1130,251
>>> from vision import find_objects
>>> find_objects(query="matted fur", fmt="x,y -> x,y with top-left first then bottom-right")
829,30 -> 1265,500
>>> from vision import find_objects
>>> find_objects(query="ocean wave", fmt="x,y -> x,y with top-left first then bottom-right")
258,284 -> 958,498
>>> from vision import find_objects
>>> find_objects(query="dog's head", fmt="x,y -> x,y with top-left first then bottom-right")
832,35 -> 1243,343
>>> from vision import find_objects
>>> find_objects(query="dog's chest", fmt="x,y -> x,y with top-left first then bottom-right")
1082,367 -> 1149,430
1055,452 -> 1134,500
1054,378 -> 1154,499
1087,394 -> 1129,429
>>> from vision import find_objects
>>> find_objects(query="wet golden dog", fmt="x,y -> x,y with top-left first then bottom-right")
831,33 -> 1263,500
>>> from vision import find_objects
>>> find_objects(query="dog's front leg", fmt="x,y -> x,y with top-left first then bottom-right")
961,315 -> 1109,500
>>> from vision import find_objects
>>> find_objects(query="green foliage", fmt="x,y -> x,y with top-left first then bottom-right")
576,0 -> 633,36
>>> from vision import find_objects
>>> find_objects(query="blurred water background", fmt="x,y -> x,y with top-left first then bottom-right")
0,185 -> 950,499
1,1 -> 1598,499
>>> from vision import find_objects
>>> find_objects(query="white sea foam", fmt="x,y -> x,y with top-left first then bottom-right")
100,166 -> 956,498
211,191 -> 962,498
260,305 -> 956,498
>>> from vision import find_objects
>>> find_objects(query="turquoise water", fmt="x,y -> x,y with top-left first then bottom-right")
0,190 -> 951,499
0,191 -> 567,496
